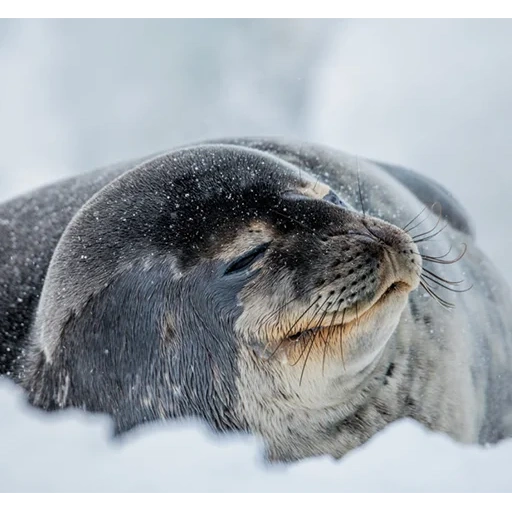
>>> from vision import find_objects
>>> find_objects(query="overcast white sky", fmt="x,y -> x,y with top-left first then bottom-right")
1,19 -> 510,267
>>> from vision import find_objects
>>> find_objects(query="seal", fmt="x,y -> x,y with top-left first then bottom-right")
1,138 -> 511,462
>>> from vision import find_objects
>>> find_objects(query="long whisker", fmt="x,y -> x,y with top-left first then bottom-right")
299,333 -> 317,386
321,290 -> 345,375
421,273 -> 473,293
311,174 -> 322,193
263,274 -> 340,324
289,296 -> 331,366
356,156 -> 366,217
419,266 -> 465,285
412,223 -> 449,243
266,296 -> 322,360
419,244 -> 467,265
420,245 -> 454,260
293,305 -> 330,363
298,307 -> 330,385
410,204 -> 444,241
402,204 -> 429,232
339,308 -> 346,370
405,202 -> 441,236
419,280 -> 455,309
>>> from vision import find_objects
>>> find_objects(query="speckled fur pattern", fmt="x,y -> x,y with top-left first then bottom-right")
0,138 -> 511,462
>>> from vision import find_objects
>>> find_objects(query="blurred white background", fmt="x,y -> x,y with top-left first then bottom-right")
1,19 -> 511,491
1,19 -> 511,271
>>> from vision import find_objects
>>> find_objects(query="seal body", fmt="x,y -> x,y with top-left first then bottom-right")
1,138 -> 511,462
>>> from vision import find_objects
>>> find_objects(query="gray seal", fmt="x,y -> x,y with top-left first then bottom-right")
1,138 -> 511,462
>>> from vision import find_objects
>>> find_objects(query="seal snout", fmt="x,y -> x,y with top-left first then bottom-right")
275,217 -> 422,343
361,219 -> 422,293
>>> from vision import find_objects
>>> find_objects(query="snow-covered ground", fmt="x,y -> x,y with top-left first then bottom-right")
1,378 -> 511,492
1,19 -> 511,492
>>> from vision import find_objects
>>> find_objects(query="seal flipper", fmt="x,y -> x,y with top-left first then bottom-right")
373,161 -> 475,239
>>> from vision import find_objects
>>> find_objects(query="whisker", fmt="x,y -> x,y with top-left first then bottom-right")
410,204 -> 444,241
402,204 -> 429,233
298,308 -> 330,385
420,245 -> 454,260
412,223 -> 449,243
361,222 -> 381,243
311,175 -> 322,193
289,296 -> 331,366
264,274 -> 340,324
420,243 -> 467,265
420,266 -> 465,285
419,280 -> 455,309
266,296 -> 322,360
322,290 -> 345,375
421,273 -> 473,293
339,308 -> 346,370
299,333 -> 317,386
356,156 -> 366,217
404,202 -> 442,235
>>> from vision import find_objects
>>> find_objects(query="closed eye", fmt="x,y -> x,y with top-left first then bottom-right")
224,242 -> 271,275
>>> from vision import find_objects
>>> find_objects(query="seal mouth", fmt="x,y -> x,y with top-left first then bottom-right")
286,280 -> 410,342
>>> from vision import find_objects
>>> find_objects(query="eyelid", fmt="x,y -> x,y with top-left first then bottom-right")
224,241 -> 271,275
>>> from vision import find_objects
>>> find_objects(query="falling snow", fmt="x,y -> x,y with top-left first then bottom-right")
1,19 -> 512,492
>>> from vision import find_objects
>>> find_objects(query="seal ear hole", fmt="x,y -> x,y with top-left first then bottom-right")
224,242 -> 271,275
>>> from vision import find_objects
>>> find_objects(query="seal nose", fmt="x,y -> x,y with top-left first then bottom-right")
362,220 -> 422,290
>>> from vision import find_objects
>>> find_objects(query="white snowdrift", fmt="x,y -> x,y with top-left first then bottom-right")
1,378 -> 511,492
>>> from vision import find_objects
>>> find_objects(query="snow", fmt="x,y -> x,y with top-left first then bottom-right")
1,379 -> 512,492
1,19 -> 512,492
